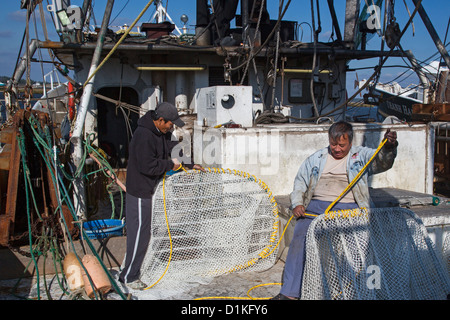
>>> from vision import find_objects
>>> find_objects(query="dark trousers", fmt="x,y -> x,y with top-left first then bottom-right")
119,193 -> 152,283
280,199 -> 359,298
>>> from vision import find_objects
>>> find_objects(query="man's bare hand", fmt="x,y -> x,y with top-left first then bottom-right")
193,164 -> 206,172
384,129 -> 397,148
292,205 -> 306,218
172,158 -> 181,171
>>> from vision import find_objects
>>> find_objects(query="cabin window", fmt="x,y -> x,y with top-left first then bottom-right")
288,78 -> 312,103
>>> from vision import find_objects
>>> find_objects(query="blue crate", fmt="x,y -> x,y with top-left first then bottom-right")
83,219 -> 125,239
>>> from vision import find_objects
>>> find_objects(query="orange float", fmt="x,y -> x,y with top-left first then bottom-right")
81,254 -> 112,298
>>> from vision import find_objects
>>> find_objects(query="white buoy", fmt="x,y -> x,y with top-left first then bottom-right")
63,252 -> 85,292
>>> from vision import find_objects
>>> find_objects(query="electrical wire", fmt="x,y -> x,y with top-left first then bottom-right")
287,0 -> 423,122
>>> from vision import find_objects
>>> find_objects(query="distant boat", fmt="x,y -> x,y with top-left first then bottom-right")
374,82 -> 423,121
357,61 -> 449,121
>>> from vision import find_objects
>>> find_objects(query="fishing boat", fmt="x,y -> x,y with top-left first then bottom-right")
356,60 -> 450,121
0,0 -> 449,301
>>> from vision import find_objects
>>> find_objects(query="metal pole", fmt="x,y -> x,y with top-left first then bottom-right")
241,0 -> 249,46
411,0 -> 450,68
327,0 -> 343,44
404,49 -> 429,103
343,0 -> 361,47
426,122 -> 436,195
80,0 -> 93,28
70,0 -> 114,220
6,39 -> 38,92
4,39 -> 38,120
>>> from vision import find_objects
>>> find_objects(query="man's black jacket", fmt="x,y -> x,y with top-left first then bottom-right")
126,111 -> 179,199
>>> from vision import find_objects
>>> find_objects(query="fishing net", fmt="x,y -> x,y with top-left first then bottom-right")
139,168 -> 280,292
301,207 -> 450,300
444,232 -> 450,277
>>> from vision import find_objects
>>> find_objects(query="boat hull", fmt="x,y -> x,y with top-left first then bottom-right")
375,88 -> 421,121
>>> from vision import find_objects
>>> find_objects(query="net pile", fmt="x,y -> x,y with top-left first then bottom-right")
139,168 -> 280,292
301,207 -> 450,300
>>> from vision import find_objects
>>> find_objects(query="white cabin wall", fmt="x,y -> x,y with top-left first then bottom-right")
193,123 -> 429,198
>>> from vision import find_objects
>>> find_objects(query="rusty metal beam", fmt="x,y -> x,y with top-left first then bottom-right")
412,103 -> 450,121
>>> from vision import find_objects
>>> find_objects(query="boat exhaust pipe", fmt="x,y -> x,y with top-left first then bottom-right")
195,0 -> 210,45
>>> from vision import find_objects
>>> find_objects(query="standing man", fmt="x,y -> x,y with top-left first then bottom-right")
273,121 -> 398,300
119,102 -> 203,290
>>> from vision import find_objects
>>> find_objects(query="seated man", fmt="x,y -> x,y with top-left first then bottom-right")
273,121 -> 398,300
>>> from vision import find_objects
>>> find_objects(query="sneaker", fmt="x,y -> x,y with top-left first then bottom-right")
124,279 -> 147,290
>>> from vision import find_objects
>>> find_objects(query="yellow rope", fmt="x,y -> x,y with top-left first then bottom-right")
247,283 -> 282,300
144,172 -> 172,290
324,138 -> 387,215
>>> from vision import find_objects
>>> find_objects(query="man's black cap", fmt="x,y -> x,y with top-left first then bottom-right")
154,102 -> 185,127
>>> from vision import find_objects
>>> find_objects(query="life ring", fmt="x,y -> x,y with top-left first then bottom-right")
68,82 -> 75,121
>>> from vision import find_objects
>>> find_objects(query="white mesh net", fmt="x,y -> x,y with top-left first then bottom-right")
444,232 -> 450,277
301,207 -> 450,300
139,168 -> 280,292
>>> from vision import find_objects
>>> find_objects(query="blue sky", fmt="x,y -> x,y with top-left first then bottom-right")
1,0 -> 449,95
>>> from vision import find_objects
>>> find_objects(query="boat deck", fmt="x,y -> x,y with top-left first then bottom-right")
0,187 -> 448,300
